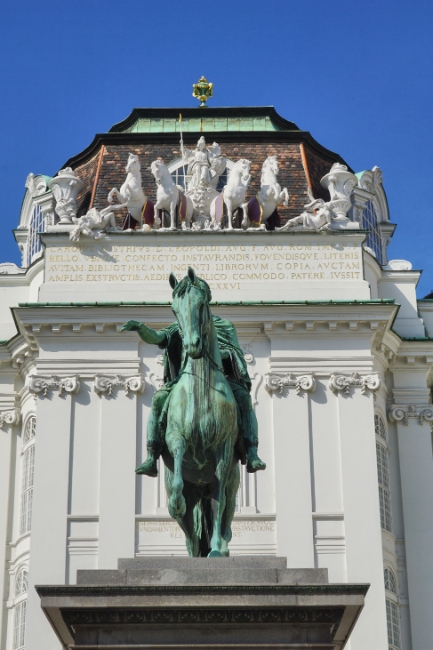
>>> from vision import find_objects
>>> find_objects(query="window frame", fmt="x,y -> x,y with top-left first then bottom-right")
375,413 -> 393,533
19,416 -> 36,537
12,567 -> 28,650
362,200 -> 384,264
26,204 -> 46,266
384,566 -> 401,650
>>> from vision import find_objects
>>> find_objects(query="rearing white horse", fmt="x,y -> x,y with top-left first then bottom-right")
151,160 -> 194,230
209,159 -> 251,230
242,156 -> 289,230
108,153 -> 146,224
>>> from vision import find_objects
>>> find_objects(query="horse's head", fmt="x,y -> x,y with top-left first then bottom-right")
229,159 -> 251,184
169,267 -> 212,359
261,156 -> 279,181
126,153 -> 140,173
150,160 -> 164,182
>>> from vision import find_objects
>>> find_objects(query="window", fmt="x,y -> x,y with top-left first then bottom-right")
26,205 -> 45,266
169,158 -> 231,192
375,415 -> 392,533
13,568 -> 28,650
15,569 -> 28,597
23,417 -> 36,445
362,201 -> 383,264
375,413 -> 387,440
20,419 -> 36,536
384,567 -> 397,594
384,568 -> 401,650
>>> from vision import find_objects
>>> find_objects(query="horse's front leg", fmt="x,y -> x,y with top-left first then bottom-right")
209,440 -> 233,556
281,188 -> 289,207
241,202 -> 249,230
167,435 -> 186,518
225,199 -> 233,231
154,201 -> 165,228
220,461 -> 240,556
107,188 -> 118,204
169,200 -> 177,230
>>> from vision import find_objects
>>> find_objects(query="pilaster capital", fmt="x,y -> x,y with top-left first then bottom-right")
388,404 -> 433,426
29,374 -> 80,397
0,409 -> 21,429
329,372 -> 380,396
265,373 -> 316,396
93,375 -> 145,396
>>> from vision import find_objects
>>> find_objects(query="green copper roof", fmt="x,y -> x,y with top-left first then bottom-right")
109,107 -> 300,135
129,115 -> 278,133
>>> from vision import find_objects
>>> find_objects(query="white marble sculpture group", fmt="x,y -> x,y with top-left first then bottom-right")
45,139 -> 360,240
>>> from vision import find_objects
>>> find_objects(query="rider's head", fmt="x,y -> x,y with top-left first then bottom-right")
197,136 -> 206,151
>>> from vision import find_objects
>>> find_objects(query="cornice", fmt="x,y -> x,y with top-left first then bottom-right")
12,302 -> 398,348
36,583 -> 369,597
0,256 -> 44,287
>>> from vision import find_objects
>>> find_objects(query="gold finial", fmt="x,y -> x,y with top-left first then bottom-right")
192,76 -> 213,107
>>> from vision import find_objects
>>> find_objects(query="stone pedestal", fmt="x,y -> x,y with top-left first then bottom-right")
37,556 -> 367,649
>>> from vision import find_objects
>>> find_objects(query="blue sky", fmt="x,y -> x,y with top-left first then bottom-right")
1,0 -> 433,295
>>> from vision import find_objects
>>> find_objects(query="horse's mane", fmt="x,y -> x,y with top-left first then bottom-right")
227,158 -> 248,182
261,156 -> 277,184
172,275 -> 212,303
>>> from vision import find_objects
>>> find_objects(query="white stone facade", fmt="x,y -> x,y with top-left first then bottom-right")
1,117 -> 432,650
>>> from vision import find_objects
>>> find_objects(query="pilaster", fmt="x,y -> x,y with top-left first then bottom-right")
267,372 -> 315,566
0,395 -> 18,647
336,384 -> 388,649
389,401 -> 433,650
98,388 -> 137,568
25,385 -> 73,650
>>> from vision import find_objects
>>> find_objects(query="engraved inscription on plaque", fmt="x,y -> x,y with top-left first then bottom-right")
136,518 -> 277,555
46,241 -> 363,288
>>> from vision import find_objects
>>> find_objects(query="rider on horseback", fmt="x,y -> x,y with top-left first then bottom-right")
122,274 -> 266,478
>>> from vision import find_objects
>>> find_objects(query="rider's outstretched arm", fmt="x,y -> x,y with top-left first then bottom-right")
121,320 -> 167,346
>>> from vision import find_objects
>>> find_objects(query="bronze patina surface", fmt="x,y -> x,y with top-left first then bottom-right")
122,268 -> 266,557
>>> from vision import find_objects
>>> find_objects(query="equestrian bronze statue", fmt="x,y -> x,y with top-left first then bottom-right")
122,267 -> 265,557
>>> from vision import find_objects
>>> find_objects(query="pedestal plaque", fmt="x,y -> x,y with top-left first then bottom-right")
37,556 -> 368,649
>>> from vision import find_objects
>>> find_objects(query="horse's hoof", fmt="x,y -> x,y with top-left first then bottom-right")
208,550 -> 223,557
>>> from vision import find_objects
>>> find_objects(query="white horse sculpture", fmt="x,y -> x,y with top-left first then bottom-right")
108,153 -> 146,224
209,159 -> 251,230
69,205 -> 123,242
151,160 -> 194,230
242,156 -> 289,230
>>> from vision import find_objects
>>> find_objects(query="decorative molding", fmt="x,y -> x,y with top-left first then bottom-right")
94,375 -> 145,396
251,373 -> 263,408
388,404 -> 433,426
62,606 -> 345,627
265,373 -> 316,396
241,342 -> 254,364
29,375 -> 80,397
0,409 -> 21,430
329,373 -> 380,396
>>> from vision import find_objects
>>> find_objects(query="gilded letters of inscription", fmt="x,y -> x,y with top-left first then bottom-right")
45,241 -> 363,288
